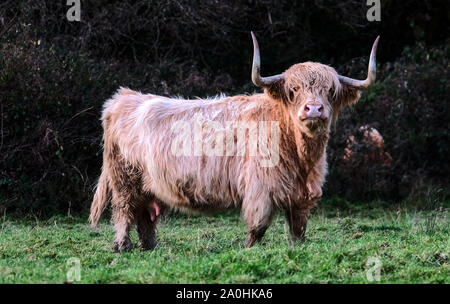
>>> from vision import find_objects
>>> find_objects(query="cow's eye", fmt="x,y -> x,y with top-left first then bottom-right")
287,86 -> 300,103
289,87 -> 299,100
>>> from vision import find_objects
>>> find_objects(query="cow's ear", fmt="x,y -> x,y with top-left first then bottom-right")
331,84 -> 361,121
333,84 -> 361,110
265,79 -> 288,102
334,84 -> 361,107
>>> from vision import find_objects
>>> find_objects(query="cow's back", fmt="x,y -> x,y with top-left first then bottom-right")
102,88 -> 270,211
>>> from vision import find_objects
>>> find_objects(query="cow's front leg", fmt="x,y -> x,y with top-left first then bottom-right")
243,196 -> 275,248
284,203 -> 315,242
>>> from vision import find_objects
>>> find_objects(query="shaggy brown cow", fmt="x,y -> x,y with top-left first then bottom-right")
89,32 -> 379,251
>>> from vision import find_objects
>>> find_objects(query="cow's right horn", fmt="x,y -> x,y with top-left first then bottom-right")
251,31 -> 284,88
338,36 -> 380,89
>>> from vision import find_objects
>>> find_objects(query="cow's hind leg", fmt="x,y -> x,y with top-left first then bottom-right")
136,200 -> 163,250
108,144 -> 143,252
111,194 -> 134,252
242,197 -> 275,248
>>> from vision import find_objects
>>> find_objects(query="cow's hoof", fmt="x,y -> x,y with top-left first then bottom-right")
112,238 -> 132,252
293,236 -> 307,243
140,240 -> 157,251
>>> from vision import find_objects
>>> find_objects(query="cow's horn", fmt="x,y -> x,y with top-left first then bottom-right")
338,36 -> 380,89
251,31 -> 284,88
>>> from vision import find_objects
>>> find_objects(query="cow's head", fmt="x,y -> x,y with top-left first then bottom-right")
250,32 -> 379,137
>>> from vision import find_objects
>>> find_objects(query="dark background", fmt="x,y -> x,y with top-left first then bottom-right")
0,0 -> 449,216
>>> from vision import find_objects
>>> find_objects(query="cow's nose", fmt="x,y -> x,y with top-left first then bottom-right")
303,103 -> 323,118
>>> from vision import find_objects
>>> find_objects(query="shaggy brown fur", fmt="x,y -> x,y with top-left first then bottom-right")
89,60 -> 367,251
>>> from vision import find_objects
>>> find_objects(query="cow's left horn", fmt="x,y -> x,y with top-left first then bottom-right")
251,31 -> 284,88
338,36 -> 380,89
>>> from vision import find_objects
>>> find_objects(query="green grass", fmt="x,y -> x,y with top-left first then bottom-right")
0,201 -> 448,284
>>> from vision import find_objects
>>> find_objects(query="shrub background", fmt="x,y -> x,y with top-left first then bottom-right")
0,0 -> 449,215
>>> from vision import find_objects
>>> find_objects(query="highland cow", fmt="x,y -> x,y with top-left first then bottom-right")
89,32 -> 380,251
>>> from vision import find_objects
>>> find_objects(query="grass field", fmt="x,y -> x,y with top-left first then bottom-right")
0,199 -> 448,284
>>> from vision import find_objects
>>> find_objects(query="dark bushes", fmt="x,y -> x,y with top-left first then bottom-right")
326,43 -> 450,201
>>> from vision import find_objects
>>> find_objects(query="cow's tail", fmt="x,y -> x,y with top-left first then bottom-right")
89,167 -> 111,228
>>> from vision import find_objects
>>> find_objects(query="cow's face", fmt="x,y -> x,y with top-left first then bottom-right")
282,63 -> 339,136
